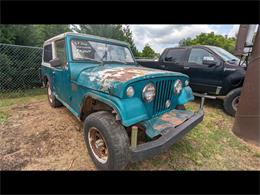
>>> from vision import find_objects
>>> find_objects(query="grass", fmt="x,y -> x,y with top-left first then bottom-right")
128,98 -> 260,170
0,88 -> 46,124
1,89 -> 259,170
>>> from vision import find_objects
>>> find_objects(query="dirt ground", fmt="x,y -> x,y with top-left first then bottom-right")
1,98 -> 259,170
0,100 -> 96,170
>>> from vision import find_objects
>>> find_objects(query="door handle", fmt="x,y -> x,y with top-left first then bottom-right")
184,66 -> 190,70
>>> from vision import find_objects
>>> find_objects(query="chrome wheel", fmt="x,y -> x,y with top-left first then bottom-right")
232,96 -> 239,112
88,127 -> 108,164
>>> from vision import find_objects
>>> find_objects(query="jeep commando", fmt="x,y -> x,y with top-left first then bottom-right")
40,32 -> 204,170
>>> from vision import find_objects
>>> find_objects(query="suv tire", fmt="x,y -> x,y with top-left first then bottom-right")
46,81 -> 63,108
223,88 -> 241,117
83,111 -> 130,170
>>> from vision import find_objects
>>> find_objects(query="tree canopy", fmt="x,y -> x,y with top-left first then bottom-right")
71,24 -> 139,57
0,25 -> 71,47
0,24 -> 160,58
0,24 -> 163,58
140,44 -> 157,58
179,32 -> 236,53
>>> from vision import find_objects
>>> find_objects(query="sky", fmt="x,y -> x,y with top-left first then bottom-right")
128,25 -> 240,53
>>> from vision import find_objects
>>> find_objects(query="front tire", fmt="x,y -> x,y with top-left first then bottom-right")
46,81 -> 62,108
83,111 -> 130,170
223,88 -> 241,116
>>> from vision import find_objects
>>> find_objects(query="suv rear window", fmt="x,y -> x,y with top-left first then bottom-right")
43,44 -> 52,63
164,48 -> 186,64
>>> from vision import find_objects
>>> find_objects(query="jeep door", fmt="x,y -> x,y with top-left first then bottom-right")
184,47 -> 223,95
161,48 -> 187,73
52,38 -> 71,103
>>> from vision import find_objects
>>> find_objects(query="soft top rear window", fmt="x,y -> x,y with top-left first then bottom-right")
43,44 -> 52,63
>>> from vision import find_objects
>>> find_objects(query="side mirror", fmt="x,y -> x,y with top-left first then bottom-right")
202,56 -> 217,66
165,57 -> 172,61
49,58 -> 61,67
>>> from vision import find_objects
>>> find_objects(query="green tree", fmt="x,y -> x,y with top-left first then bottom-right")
0,25 -> 16,44
179,32 -> 237,53
0,25 -> 38,46
72,24 -> 140,57
34,25 -> 71,46
0,24 -> 71,47
72,24 -> 125,40
122,25 -> 139,57
141,44 -> 157,58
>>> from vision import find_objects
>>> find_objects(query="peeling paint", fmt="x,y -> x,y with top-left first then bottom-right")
77,64 -> 185,95
141,109 -> 194,138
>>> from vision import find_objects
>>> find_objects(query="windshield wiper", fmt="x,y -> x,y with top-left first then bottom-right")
75,57 -> 102,64
100,50 -> 108,66
104,60 -> 126,64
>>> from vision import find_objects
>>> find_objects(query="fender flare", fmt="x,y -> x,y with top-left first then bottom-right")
81,92 -> 123,120
80,91 -> 148,127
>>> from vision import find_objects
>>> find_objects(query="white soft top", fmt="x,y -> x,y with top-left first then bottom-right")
43,32 -> 129,46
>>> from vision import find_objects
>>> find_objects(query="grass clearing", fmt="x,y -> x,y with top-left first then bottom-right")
0,88 -> 46,124
128,98 -> 260,170
1,89 -> 259,170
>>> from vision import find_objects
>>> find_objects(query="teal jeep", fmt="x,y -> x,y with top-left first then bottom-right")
40,32 -> 204,170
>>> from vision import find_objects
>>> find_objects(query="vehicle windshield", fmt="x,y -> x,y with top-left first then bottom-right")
207,46 -> 240,64
71,39 -> 135,64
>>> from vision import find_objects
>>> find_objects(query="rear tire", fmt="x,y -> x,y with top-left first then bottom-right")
223,88 -> 241,116
46,81 -> 62,108
83,111 -> 130,170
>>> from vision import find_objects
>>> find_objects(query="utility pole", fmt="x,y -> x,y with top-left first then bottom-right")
232,26 -> 260,146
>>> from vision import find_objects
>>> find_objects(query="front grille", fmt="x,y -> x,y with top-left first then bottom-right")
153,79 -> 175,116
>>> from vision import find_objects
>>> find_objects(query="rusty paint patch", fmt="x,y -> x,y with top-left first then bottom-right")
151,110 -> 194,132
153,123 -> 173,131
97,67 -> 168,82
85,66 -> 171,92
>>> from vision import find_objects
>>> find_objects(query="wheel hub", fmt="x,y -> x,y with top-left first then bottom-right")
232,96 -> 240,112
88,127 -> 108,164
95,139 -> 105,148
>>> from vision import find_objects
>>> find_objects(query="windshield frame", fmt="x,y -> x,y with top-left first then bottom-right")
69,37 -> 137,65
207,46 -> 240,63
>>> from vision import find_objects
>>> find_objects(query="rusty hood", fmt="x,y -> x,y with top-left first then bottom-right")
76,64 -> 188,97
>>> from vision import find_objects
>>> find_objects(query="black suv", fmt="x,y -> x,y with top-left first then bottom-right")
137,45 -> 246,116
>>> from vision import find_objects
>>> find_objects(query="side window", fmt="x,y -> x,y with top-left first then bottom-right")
55,39 -> 67,66
164,49 -> 186,64
188,48 -> 217,65
43,44 -> 52,63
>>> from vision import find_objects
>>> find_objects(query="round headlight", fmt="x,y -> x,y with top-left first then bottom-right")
142,83 -> 156,102
174,79 -> 183,95
126,86 -> 135,97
